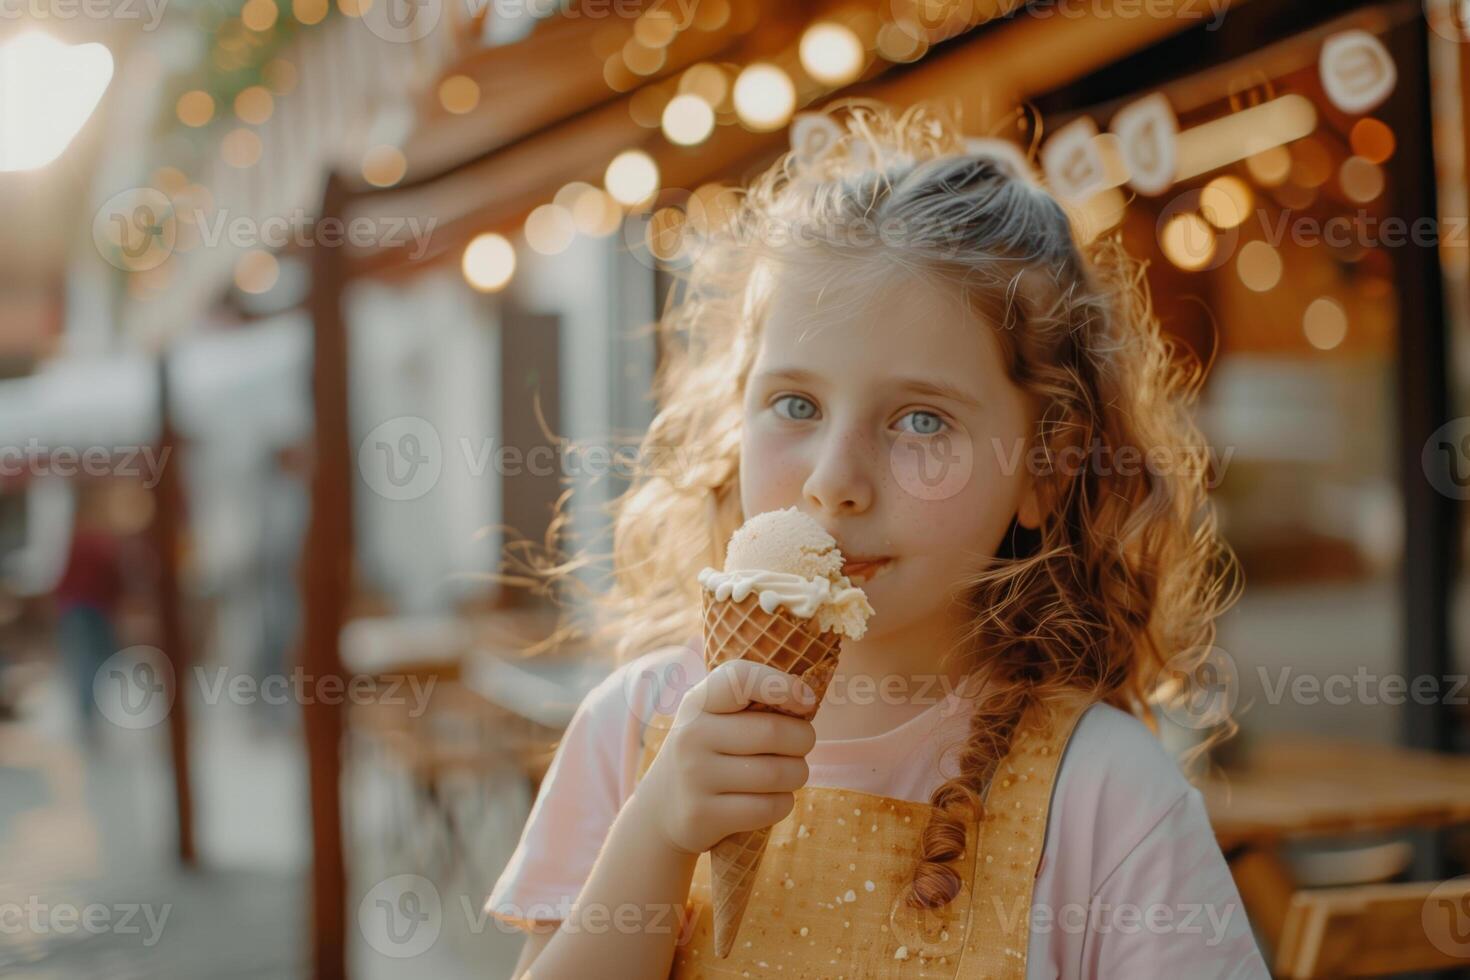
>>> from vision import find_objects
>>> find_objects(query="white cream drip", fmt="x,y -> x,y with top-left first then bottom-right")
697,566 -> 873,639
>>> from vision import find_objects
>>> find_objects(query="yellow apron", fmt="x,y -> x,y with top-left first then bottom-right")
634,693 -> 1095,979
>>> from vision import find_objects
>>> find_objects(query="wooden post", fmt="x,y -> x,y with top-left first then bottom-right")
152,352 -> 196,866
301,171 -> 353,980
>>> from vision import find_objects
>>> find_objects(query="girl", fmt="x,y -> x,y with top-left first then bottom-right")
486,101 -> 1269,978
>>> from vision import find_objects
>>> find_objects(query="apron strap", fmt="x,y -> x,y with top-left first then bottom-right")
954,692 -> 1096,977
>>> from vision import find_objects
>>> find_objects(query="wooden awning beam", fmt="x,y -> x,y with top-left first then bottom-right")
342,0 -> 1250,281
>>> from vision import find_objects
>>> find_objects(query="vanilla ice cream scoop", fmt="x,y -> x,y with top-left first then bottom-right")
723,506 -> 846,579
698,507 -> 874,639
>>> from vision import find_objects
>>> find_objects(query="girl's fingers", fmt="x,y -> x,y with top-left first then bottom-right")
706,792 -> 798,834
691,660 -> 816,716
698,709 -> 817,758
697,752 -> 810,795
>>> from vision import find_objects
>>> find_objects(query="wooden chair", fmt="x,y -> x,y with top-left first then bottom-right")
1274,878 -> 1470,977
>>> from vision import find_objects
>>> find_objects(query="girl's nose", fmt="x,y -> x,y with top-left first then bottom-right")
802,427 -> 875,515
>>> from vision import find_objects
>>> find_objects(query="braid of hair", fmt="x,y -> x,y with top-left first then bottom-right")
901,676 -> 1036,910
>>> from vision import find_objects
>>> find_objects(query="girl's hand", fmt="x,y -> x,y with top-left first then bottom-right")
637,660 -> 819,856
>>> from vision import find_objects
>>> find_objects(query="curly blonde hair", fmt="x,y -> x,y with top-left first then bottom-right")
500,98 -> 1241,914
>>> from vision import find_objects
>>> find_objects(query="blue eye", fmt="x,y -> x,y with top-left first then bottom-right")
772,395 -> 818,421
898,410 -> 947,436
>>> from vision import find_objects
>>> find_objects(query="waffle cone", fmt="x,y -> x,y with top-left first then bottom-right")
700,587 -> 844,958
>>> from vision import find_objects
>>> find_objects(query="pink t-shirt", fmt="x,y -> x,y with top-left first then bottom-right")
486,643 -> 1269,979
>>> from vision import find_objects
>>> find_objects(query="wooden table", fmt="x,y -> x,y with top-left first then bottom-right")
1201,736 -> 1470,958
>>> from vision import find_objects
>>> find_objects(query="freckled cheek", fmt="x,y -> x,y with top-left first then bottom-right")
740,426 -> 807,506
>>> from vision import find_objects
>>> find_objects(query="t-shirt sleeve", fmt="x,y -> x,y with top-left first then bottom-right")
1079,786 -> 1270,979
483,644 -> 700,930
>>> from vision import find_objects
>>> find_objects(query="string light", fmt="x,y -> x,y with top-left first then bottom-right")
293,0 -> 327,24
662,94 -> 714,146
1303,297 -> 1348,349
1349,118 -> 1395,163
241,0 -> 278,30
733,63 -> 795,131
604,149 -> 659,206
177,90 -> 215,127
1236,241 -> 1283,292
1339,156 -> 1384,202
221,128 -> 263,167
462,233 -> 516,292
800,22 -> 864,86
1200,176 -> 1252,229
571,187 -> 622,237
1160,212 -> 1217,271
234,85 -> 274,125
361,145 -> 406,187
439,74 -> 480,115
234,249 -> 279,293
525,204 -> 576,255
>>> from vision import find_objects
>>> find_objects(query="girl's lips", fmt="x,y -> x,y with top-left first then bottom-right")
842,558 -> 892,583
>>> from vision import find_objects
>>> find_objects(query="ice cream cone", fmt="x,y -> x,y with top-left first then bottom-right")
701,587 -> 844,958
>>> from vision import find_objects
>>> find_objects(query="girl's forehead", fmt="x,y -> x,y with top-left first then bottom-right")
757,269 -> 1001,378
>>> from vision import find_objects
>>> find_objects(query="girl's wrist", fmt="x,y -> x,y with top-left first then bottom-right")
625,782 -> 700,861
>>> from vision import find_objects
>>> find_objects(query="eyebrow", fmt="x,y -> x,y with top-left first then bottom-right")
756,367 -> 983,410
